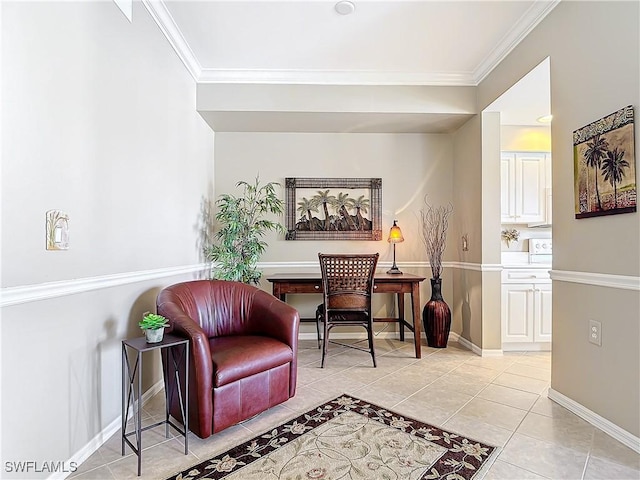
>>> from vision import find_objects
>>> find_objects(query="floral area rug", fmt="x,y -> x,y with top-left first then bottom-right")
167,395 -> 500,480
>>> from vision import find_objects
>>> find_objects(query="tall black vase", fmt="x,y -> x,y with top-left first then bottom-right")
422,277 -> 451,348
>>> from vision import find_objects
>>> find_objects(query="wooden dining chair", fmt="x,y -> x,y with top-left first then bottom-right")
316,253 -> 379,368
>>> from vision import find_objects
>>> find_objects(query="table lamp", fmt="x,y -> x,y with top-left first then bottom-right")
387,220 -> 404,274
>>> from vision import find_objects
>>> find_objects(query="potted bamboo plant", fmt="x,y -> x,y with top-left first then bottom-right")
139,312 -> 169,343
420,200 -> 453,348
205,176 -> 285,285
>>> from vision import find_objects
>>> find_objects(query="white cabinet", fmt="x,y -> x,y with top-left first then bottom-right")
501,152 -> 550,224
501,268 -> 552,350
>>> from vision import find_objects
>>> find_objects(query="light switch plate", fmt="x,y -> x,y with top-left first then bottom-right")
46,210 -> 69,250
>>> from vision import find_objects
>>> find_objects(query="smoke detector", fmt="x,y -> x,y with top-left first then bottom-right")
335,1 -> 355,15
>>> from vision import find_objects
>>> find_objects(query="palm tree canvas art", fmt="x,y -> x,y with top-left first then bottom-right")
284,178 -> 382,240
573,105 -> 636,218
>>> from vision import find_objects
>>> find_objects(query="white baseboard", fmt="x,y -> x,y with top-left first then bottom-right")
502,342 -> 551,352
548,388 -> 640,454
300,331 -> 502,357
55,380 -> 164,480
456,335 -> 504,357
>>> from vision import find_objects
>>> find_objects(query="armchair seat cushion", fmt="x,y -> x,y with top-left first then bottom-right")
210,335 -> 293,387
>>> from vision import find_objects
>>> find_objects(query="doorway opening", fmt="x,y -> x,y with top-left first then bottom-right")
485,57 -> 553,351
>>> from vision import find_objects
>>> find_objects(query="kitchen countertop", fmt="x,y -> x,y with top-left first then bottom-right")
501,252 -> 551,269
502,263 -> 551,269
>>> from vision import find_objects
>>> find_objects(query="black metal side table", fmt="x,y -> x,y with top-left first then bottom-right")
121,334 -> 189,476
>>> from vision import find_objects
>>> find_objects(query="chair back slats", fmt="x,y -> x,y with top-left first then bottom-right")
317,253 -> 380,368
319,254 -> 379,312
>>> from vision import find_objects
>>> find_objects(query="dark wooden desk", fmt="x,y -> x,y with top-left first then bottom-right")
266,272 -> 426,358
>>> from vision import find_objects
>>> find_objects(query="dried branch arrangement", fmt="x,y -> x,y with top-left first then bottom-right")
420,201 -> 454,279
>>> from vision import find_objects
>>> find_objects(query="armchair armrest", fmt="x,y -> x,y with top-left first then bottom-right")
157,299 -> 214,437
249,290 -> 300,349
248,290 -> 300,396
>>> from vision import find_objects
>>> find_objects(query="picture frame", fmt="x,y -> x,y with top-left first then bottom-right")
285,177 -> 382,240
573,105 -> 636,219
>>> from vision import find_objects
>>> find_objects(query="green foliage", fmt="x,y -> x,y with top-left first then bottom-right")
205,177 -> 285,285
139,313 -> 169,330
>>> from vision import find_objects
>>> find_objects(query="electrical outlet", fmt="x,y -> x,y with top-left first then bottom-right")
589,319 -> 602,346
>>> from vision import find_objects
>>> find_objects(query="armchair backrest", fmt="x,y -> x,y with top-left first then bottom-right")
318,253 -> 379,312
157,280 -> 261,338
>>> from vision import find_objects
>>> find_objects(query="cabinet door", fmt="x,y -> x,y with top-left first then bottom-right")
515,154 -> 546,222
501,284 -> 534,342
534,283 -> 552,342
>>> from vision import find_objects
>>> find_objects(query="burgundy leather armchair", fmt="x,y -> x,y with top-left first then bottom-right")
157,280 -> 299,439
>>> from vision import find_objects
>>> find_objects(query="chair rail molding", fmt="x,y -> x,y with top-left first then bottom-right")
259,261 -> 500,272
1,263 -> 209,307
11,263 -> 635,307
448,261 -> 502,272
551,269 -> 640,291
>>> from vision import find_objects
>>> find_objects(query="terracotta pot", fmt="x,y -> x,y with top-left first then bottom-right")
422,277 -> 451,348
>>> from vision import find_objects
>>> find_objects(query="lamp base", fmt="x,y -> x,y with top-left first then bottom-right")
387,266 -> 403,275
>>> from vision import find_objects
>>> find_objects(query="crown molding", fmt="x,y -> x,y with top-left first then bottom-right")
197,69 -> 476,86
141,0 -> 201,82
472,0 -> 560,84
146,0 -> 557,87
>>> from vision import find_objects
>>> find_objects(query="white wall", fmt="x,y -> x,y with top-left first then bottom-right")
1,2 -> 213,475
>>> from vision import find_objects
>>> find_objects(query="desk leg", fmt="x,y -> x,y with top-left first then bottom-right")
397,293 -> 405,342
411,282 -> 422,358
272,284 -> 286,302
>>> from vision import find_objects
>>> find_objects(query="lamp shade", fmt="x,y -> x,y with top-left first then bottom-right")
387,220 -> 404,243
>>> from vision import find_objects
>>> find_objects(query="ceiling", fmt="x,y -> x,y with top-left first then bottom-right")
154,0 -> 556,132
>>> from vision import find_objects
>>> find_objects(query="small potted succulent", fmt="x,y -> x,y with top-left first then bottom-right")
139,312 -> 169,343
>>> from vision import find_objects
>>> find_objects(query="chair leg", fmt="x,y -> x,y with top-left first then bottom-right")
367,318 -> 376,368
321,320 -> 330,368
316,314 -> 322,349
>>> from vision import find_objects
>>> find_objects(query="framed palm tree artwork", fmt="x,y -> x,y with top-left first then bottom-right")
573,105 -> 636,218
284,177 -> 382,240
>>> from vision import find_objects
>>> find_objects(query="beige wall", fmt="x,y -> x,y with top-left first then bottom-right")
1,2 -> 213,474
477,1 -> 640,436
480,112 -> 503,350
450,114 -> 485,347
213,132 -> 455,328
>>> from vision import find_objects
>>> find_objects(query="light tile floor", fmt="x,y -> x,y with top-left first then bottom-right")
71,339 -> 640,479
